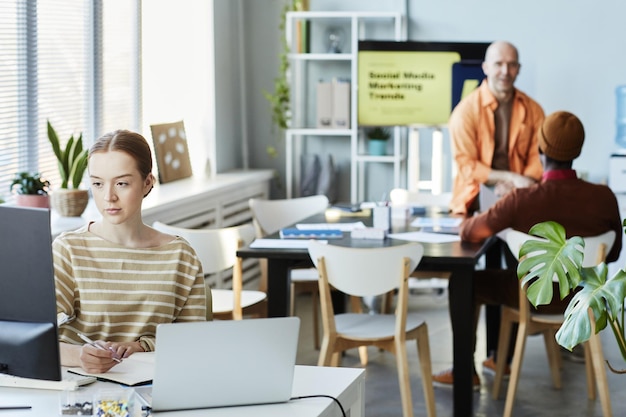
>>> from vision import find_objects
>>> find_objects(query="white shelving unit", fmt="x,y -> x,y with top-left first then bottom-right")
284,11 -> 405,202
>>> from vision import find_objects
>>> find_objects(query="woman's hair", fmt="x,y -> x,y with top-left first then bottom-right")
89,130 -> 153,180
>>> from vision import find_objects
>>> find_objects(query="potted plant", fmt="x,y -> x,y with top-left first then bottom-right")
366,126 -> 391,156
9,172 -> 50,208
262,0 -> 299,161
47,120 -> 89,217
517,220 -> 626,373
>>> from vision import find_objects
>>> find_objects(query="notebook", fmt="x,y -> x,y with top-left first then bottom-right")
142,316 -> 300,412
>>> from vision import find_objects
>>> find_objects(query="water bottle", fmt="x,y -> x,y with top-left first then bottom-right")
615,85 -> 626,149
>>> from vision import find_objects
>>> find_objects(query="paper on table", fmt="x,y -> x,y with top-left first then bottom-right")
295,222 -> 366,231
249,238 -> 328,249
410,217 -> 462,228
67,352 -> 155,386
388,231 -> 461,243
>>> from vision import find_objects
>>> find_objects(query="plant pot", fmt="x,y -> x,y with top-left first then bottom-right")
51,189 -> 89,217
16,194 -> 50,209
368,139 -> 388,156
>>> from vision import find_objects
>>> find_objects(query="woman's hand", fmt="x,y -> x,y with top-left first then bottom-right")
78,343 -> 122,374
108,340 -> 145,359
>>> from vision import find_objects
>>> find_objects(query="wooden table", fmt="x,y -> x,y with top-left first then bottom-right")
237,211 -> 496,417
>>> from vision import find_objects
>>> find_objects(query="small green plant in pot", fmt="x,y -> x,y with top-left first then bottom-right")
47,120 -> 90,217
517,220 -> 626,373
366,127 -> 391,156
10,172 -> 50,208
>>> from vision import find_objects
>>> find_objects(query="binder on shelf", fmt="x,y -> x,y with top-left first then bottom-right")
316,82 -> 333,128
295,20 -> 310,53
280,228 -> 343,239
332,79 -> 351,129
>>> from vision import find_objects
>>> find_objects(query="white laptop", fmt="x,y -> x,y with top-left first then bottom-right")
140,317 -> 300,412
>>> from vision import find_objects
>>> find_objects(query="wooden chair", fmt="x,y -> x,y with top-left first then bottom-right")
152,222 -> 266,320
249,195 -> 329,349
308,241 -> 436,417
493,229 -> 615,417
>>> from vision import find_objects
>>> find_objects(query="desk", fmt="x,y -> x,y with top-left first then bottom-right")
0,366 -> 364,417
237,211 -> 495,417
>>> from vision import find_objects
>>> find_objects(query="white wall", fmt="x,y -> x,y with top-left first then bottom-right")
240,0 -> 626,200
410,0 -> 626,184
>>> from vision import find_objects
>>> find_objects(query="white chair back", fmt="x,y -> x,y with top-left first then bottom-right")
152,222 -> 256,274
506,229 -> 615,267
308,241 -> 423,297
249,195 -> 329,236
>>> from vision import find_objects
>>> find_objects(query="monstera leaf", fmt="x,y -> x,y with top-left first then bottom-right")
556,265 -> 626,350
516,221 -> 584,307
518,221 -> 626,366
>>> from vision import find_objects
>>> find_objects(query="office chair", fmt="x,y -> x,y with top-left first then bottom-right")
493,229 -> 615,417
249,195 -> 329,349
308,241 -> 436,417
152,222 -> 266,320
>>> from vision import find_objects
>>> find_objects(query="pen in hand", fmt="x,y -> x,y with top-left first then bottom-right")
77,333 -> 122,363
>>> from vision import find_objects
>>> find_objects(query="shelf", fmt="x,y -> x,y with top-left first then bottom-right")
287,128 -> 352,136
285,11 -> 406,202
287,11 -> 402,19
356,154 -> 406,163
288,53 -> 353,61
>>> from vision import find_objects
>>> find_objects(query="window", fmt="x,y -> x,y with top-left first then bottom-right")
0,0 -> 214,203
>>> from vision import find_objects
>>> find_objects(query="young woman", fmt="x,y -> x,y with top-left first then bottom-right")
53,130 -> 206,373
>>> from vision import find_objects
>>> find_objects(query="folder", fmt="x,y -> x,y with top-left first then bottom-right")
316,82 -> 333,129
280,228 -> 343,239
332,80 -> 350,129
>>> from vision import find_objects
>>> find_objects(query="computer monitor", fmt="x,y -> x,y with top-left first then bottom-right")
0,205 -> 61,381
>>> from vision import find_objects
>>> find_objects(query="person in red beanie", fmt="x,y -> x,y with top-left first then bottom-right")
433,111 -> 623,389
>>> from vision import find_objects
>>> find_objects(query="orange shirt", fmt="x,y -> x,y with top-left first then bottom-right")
449,81 -> 544,214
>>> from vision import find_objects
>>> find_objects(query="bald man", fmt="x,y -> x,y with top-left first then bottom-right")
448,41 -> 544,215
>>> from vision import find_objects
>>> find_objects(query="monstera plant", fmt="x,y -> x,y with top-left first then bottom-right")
517,220 -> 626,373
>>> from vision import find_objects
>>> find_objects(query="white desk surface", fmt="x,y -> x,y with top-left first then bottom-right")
0,365 -> 365,417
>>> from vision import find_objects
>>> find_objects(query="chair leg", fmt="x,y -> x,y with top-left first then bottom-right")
394,338 -> 414,417
358,346 -> 369,366
416,326 -> 436,417
318,337 -> 334,367
331,351 -> 341,367
290,282 -> 296,317
503,321 -> 529,417
312,290 -> 320,350
542,329 -> 562,389
583,342 -> 596,399
493,311 -> 514,399
587,330 -> 613,417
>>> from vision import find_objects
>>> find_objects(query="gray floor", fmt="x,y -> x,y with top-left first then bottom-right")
292,289 -> 625,417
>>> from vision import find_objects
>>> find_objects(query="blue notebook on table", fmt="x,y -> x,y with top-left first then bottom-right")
280,228 -> 343,239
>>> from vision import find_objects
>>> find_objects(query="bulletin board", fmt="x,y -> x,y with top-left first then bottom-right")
150,120 -> 193,184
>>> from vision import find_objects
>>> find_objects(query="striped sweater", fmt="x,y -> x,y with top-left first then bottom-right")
53,225 -> 206,351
